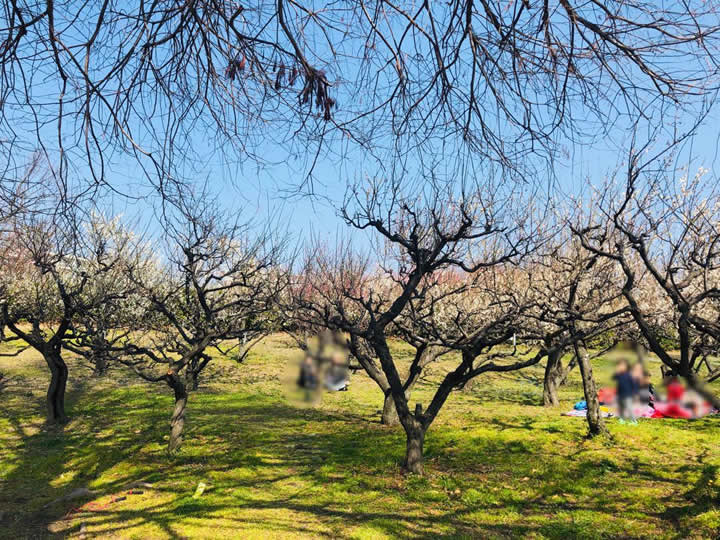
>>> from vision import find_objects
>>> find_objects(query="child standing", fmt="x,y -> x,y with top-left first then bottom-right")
613,358 -> 637,424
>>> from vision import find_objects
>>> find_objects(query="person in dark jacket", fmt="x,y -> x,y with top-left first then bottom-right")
613,358 -> 638,424
298,355 -> 319,400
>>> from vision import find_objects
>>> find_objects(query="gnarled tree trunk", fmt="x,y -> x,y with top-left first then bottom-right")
381,392 -> 400,425
543,348 -> 563,407
90,331 -> 110,376
91,348 -> 110,377
404,428 -> 425,474
92,353 -> 108,377
402,404 -> 427,474
575,346 -> 608,437
189,370 -> 200,391
167,375 -> 188,452
44,350 -> 69,424
404,423 -> 426,474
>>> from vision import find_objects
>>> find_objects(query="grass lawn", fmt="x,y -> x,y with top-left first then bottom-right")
0,335 -> 718,539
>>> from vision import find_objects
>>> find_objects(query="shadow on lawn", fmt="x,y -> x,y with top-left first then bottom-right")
1,377 -> 718,538
0,376 -> 171,536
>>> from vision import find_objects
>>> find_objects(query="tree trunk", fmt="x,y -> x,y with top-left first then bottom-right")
558,355 -> 577,386
402,403 -> 427,474
576,346 -> 608,437
381,392 -> 400,425
90,331 -> 109,376
404,423 -> 426,474
167,376 -> 188,452
543,349 -> 563,407
91,351 -> 108,377
188,357 -> 201,391
45,351 -> 69,424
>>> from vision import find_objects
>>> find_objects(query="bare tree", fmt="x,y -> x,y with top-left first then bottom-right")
397,265 -> 554,471
573,143 -> 720,409
347,1 -> 720,168
521,230 -> 630,435
288,246 -> 451,427
114,192 -> 286,452
0,207 -> 138,424
291,177 -> 541,473
0,1 -> 344,196
1,2 -> 718,196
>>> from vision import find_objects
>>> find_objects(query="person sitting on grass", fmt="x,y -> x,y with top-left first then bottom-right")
665,375 -> 684,403
324,353 -> 349,392
613,358 -> 638,425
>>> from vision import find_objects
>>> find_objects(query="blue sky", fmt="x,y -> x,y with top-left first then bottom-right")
55,98 -> 720,265
4,2 -> 720,255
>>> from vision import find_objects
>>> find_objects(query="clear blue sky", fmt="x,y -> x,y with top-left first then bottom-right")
5,2 -> 720,254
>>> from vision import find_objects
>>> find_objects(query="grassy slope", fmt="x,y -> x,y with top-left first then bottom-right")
0,335 -> 718,539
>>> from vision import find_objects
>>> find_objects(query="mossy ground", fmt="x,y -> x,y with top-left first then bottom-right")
0,335 -> 718,539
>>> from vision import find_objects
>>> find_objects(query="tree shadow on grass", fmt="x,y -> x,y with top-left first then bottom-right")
1,378 -> 718,538
464,386 -> 543,406
0,372 -> 176,536
660,463 -> 720,531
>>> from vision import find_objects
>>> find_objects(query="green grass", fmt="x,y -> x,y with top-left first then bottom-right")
0,335 -> 718,539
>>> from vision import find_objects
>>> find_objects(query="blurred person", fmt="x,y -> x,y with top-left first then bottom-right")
665,375 -> 684,403
652,375 -> 693,419
684,388 -> 706,418
298,355 -> 319,401
325,352 -> 349,392
630,362 -> 644,389
613,358 -> 637,424
636,369 -> 656,407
